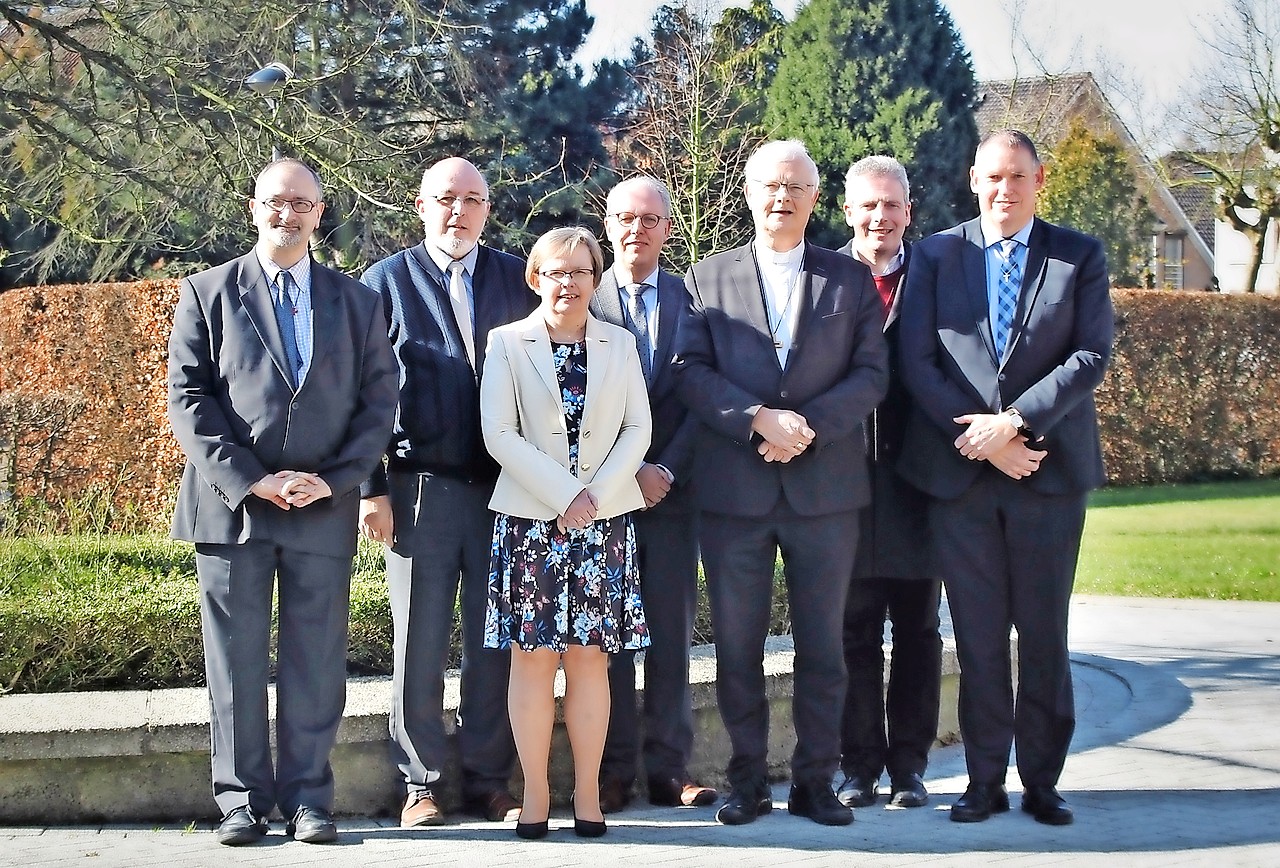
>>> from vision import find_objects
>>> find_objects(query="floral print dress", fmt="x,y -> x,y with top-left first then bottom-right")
484,340 -> 649,653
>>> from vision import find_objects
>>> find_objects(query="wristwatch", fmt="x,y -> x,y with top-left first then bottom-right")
1005,407 -> 1033,439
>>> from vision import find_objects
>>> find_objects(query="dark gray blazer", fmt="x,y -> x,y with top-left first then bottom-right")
590,269 -> 699,511
168,252 -> 398,558
897,217 -> 1113,500
673,242 -> 889,518
836,241 -> 936,581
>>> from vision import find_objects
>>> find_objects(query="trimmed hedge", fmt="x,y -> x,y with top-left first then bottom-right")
1,284 -> 1277,526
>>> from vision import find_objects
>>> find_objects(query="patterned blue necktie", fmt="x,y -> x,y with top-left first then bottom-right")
274,271 -> 302,387
994,238 -> 1023,359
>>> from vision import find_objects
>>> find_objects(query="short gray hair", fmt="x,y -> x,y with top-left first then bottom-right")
744,139 -> 819,185
255,158 -> 324,202
607,176 -> 672,216
844,155 -> 910,203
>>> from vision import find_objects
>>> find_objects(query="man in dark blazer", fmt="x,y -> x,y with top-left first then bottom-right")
673,140 -> 889,827
168,158 -> 398,846
358,157 -> 534,827
590,176 -> 718,814
898,130 -> 1113,826
835,156 -> 942,812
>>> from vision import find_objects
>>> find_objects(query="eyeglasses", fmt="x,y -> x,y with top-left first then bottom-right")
260,197 -> 318,214
609,212 -> 667,229
749,179 -> 815,199
538,269 -> 595,284
427,193 -> 488,210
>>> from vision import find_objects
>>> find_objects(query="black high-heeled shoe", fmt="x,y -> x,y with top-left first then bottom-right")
515,817 -> 549,840
573,816 -> 607,838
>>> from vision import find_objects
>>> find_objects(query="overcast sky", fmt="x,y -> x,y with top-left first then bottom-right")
578,0 -> 1223,149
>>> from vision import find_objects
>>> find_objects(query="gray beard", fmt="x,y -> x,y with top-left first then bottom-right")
437,235 -> 476,258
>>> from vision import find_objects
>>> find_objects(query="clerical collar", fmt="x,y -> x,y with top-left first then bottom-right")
753,239 -> 805,268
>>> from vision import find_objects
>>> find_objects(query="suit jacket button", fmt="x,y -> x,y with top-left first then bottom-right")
581,462 -> 591,471
780,390 -> 789,399
583,430 -> 591,438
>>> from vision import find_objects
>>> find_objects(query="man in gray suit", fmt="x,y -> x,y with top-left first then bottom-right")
168,158 -> 397,846
591,176 -> 717,813
359,157 -> 532,827
836,156 -> 942,812
673,140 -> 889,827
898,129 -> 1113,826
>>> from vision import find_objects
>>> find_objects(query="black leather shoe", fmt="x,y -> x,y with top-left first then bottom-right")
598,776 -> 633,814
949,782 -> 1010,823
835,773 -> 879,808
715,789 -> 773,825
889,773 -> 929,808
788,782 -> 854,826
1022,785 -> 1074,825
216,806 -> 267,846
286,806 -> 338,843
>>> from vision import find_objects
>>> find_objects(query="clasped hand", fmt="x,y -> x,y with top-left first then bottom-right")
557,489 -> 599,534
251,470 -> 332,509
752,407 -> 815,463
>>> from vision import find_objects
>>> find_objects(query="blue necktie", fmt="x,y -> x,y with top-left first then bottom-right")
625,283 -> 652,383
274,271 -> 302,387
994,239 -> 1023,359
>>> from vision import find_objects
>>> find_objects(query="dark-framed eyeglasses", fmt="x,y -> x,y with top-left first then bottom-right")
429,193 -> 489,210
539,268 -> 595,284
260,197 -> 318,214
609,212 -> 667,229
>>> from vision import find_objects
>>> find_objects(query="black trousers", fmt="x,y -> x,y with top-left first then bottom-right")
700,504 -> 857,794
602,507 -> 700,786
932,473 -> 1086,787
840,575 -> 942,780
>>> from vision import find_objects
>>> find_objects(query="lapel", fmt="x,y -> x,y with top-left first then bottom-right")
738,244 -> 783,369
1002,218 -> 1050,365
306,262 -> 339,388
590,270 -> 626,327
883,243 -> 911,333
960,219 -> 1000,366
516,312 -> 613,413
408,242 -> 470,364
784,243 -> 824,372
237,252 -> 296,390
650,270 -> 683,390
583,314 -> 611,413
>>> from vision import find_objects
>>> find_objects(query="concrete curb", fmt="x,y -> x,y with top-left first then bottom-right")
0,637 -> 960,823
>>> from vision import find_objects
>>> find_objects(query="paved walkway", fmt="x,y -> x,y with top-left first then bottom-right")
3,595 -> 1279,867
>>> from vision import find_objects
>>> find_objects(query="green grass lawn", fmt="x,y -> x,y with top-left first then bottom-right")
1076,479 -> 1280,600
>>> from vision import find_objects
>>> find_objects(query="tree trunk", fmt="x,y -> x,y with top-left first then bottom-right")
1245,218 -> 1268,293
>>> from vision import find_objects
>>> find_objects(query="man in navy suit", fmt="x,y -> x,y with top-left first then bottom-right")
359,157 -> 534,827
168,158 -> 397,845
590,177 -> 718,813
898,130 -> 1113,826
835,156 -> 942,812
674,140 -> 888,827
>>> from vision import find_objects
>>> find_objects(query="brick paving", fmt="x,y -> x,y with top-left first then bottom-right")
2,595 -> 1278,867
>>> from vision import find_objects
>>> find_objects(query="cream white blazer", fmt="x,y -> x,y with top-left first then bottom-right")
481,311 -> 651,520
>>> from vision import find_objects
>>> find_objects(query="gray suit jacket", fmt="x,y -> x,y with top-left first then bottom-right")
168,251 -> 398,558
673,242 -> 889,517
590,269 -> 700,511
897,217 -> 1113,499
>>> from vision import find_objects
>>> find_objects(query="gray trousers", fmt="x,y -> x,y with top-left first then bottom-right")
602,507 -> 700,786
196,540 -> 352,819
385,471 -> 515,798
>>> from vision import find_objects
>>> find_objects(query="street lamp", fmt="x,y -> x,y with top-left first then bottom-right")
243,62 -> 293,160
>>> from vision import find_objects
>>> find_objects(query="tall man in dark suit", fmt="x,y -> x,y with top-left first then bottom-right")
591,176 -> 718,814
168,158 -> 398,846
673,140 -> 889,827
898,130 -> 1113,826
835,156 -> 943,812
359,157 -> 534,827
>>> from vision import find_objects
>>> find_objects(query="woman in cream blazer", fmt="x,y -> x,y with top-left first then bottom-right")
480,227 -> 651,840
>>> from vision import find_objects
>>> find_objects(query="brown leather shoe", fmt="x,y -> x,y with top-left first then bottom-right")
648,776 -> 719,807
400,790 -> 444,828
464,789 -> 522,822
599,776 -> 633,814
